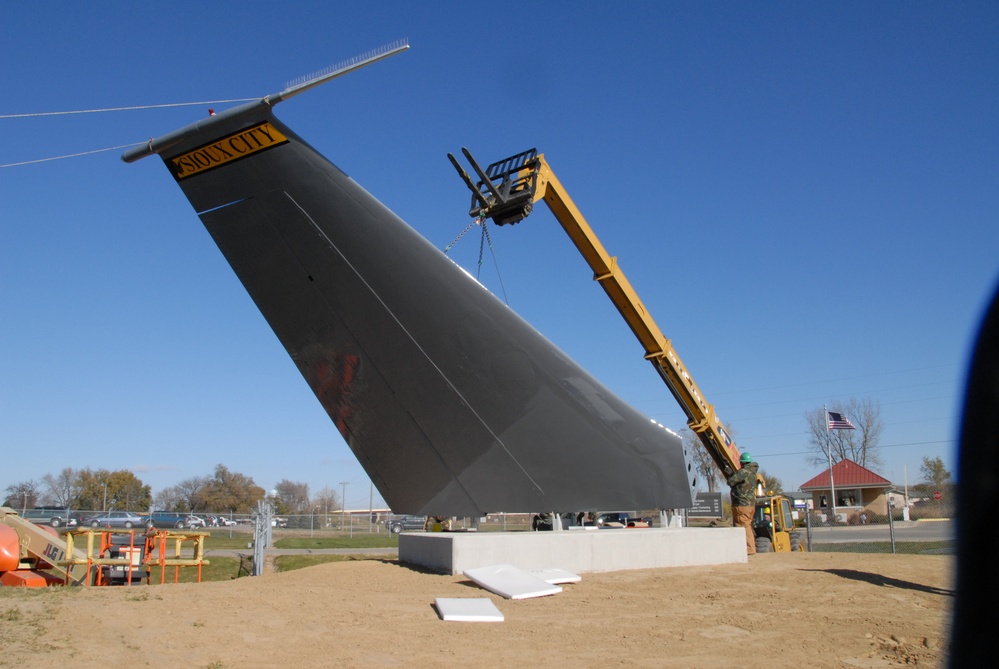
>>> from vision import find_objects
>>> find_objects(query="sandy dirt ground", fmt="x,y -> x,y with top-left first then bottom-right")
0,552 -> 951,669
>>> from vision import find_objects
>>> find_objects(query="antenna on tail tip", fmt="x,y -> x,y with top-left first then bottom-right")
267,39 -> 410,106
122,40 -> 409,163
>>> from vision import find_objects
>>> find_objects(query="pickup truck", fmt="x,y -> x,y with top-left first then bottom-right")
385,515 -> 426,533
22,507 -> 77,528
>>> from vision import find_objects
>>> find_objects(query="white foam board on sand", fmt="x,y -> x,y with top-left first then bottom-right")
435,598 -> 504,622
463,564 -> 563,599
531,568 -> 581,584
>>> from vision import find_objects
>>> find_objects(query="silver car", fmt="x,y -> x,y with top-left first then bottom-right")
88,511 -> 151,529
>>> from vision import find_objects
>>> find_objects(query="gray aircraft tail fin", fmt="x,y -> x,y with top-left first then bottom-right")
122,70 -> 695,516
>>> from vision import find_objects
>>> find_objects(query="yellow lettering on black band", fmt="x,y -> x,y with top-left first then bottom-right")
169,121 -> 289,180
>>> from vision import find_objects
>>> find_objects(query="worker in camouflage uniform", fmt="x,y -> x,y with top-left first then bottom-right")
727,452 -> 759,555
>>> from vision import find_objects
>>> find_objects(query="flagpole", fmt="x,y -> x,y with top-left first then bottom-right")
825,405 -> 838,523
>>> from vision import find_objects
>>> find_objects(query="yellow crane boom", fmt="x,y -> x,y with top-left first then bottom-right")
449,148 -> 746,479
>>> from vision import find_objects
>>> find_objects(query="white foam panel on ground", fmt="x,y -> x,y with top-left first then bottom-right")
531,568 -> 581,584
462,564 -> 563,599
400,527 -> 747,575
435,598 -> 504,622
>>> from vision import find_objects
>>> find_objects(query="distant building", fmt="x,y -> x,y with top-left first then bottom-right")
799,459 -> 892,522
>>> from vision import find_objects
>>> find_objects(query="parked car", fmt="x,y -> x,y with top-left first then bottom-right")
186,515 -> 206,528
148,511 -> 193,529
386,515 -> 426,533
22,507 -> 77,528
217,516 -> 237,526
593,512 -> 652,528
70,512 -> 94,526
88,511 -> 151,529
592,512 -> 628,527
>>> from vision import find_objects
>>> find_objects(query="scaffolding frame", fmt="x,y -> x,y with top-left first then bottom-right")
58,527 -> 210,585
148,528 -> 210,584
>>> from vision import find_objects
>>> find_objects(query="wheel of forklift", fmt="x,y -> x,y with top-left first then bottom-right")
790,532 -> 806,551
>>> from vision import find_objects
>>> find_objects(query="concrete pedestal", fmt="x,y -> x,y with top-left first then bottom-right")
399,527 -> 746,575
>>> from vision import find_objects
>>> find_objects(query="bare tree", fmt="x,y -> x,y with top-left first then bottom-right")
759,470 -> 783,495
3,480 -> 41,510
312,486 -> 340,529
153,486 -> 183,511
312,486 -> 340,512
805,398 -> 884,470
174,476 -> 211,512
681,428 -> 722,492
274,479 -> 311,514
42,468 -> 82,507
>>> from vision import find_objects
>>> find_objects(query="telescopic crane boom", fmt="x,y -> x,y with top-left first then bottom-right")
448,148 -> 748,481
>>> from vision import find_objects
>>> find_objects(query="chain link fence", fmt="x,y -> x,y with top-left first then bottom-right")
261,512 -> 536,534
802,497 -> 955,555
30,503 -> 954,557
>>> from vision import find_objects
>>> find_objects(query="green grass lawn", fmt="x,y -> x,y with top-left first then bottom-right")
200,530 -> 256,550
146,556 -> 246,584
273,535 -> 398,549
273,554 -> 392,572
810,540 -> 955,554
199,530 -> 399,550
150,548 -> 394,580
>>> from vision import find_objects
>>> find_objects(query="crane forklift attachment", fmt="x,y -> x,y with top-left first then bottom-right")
447,147 -> 540,226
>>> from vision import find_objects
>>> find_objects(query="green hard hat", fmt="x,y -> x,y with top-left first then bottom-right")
739,452 -> 753,463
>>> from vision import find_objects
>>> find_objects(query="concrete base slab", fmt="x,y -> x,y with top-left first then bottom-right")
399,527 -> 746,575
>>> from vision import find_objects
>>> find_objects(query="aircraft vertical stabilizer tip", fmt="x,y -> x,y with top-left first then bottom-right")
121,40 -> 409,164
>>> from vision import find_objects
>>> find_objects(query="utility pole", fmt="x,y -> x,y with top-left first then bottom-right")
339,481 -> 348,532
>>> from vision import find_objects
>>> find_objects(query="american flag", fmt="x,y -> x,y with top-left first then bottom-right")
827,411 -> 856,430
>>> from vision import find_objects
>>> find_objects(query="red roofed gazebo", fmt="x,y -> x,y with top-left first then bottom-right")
800,459 -> 893,522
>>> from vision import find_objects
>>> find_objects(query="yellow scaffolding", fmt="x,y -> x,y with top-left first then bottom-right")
147,528 -> 210,584
59,527 -> 150,586
58,527 -> 210,585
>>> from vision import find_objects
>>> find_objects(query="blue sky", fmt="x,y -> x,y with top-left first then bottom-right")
3,2 -> 996,511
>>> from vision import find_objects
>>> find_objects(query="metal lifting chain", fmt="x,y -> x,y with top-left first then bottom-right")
476,221 -> 487,275
443,212 -> 487,254
479,220 -> 509,302
442,213 -> 509,304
